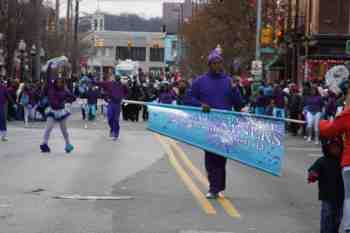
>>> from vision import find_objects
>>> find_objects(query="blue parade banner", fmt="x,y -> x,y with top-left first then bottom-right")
147,103 -> 285,176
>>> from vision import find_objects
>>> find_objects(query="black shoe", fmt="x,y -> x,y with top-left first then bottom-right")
205,192 -> 218,199
40,144 -> 51,153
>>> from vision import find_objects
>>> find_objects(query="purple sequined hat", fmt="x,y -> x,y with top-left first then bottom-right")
207,49 -> 223,65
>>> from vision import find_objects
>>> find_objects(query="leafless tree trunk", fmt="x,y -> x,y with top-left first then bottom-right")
55,0 -> 60,34
72,0 -> 79,76
6,0 -> 18,78
33,0 -> 42,82
65,0 -> 72,57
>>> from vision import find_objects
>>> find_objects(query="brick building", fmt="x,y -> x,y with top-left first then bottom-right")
162,0 -> 193,34
301,0 -> 350,82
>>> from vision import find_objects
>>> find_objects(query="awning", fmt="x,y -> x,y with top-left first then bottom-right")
307,54 -> 350,60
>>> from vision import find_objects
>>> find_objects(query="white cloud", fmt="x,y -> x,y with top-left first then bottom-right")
57,0 -> 185,18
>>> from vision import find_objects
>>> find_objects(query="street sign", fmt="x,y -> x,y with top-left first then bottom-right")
346,40 -> 350,54
251,60 -> 263,76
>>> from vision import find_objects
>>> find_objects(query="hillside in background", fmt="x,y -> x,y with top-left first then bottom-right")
79,13 -> 163,32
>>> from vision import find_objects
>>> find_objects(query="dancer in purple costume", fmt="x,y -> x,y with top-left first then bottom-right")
40,64 -> 76,153
95,75 -> 128,140
0,80 -> 12,141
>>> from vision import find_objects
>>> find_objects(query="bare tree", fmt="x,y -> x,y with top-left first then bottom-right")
180,1 -> 257,76
180,0 -> 289,77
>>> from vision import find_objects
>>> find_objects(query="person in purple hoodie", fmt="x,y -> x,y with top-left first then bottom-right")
185,49 -> 244,199
272,84 -> 288,118
0,79 -> 12,141
95,75 -> 128,140
158,81 -> 176,104
40,64 -> 76,153
324,90 -> 337,120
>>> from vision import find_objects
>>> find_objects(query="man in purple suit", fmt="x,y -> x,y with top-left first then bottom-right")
186,49 -> 244,199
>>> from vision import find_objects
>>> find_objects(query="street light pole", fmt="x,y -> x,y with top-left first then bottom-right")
255,0 -> 262,61
30,45 -> 37,83
72,0 -> 80,78
18,40 -> 26,83
0,33 -> 5,79
33,0 -> 42,83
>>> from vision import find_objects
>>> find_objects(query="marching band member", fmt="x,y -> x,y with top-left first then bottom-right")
0,78 -> 11,141
185,49 -> 244,199
94,75 -> 128,140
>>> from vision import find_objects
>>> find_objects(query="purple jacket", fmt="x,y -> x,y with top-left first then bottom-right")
273,89 -> 287,108
325,96 -> 337,115
0,84 -> 9,106
47,78 -> 76,110
159,91 -> 176,104
87,89 -> 99,105
255,95 -> 267,107
96,81 -> 127,104
186,71 -> 243,110
305,95 -> 323,113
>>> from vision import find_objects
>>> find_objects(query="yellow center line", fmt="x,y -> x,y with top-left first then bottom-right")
154,134 -> 217,215
166,138 -> 241,219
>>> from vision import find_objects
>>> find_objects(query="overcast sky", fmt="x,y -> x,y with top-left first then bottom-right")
57,0 -> 184,18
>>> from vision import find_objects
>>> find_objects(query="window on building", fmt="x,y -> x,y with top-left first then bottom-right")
97,48 -> 103,57
116,46 -> 146,61
94,19 -> 98,31
99,19 -> 104,31
150,48 -> 165,62
116,47 -> 129,60
171,41 -> 177,58
130,47 -> 146,61
104,47 -> 112,57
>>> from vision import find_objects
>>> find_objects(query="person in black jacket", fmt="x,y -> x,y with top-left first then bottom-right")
308,136 -> 344,233
288,84 -> 302,136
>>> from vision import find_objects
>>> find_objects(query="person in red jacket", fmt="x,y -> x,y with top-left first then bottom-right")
320,107 -> 350,233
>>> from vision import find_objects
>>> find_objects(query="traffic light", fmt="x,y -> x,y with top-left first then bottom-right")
94,38 -> 104,48
275,29 -> 285,44
248,0 -> 256,7
47,16 -> 56,32
261,26 -> 273,46
127,40 -> 133,49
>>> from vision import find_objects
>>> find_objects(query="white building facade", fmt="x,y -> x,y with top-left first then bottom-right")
83,30 -> 166,78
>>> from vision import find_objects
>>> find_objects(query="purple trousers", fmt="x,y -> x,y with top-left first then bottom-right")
107,102 -> 121,138
205,151 -> 227,194
0,104 -> 6,132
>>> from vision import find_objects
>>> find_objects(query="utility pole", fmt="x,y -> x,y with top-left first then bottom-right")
286,0 -> 292,81
255,0 -> 262,61
72,0 -> 79,77
294,0 -> 300,83
33,0 -> 42,82
65,0 -> 72,57
55,0 -> 60,34
254,0 -> 262,81
6,0 -> 16,78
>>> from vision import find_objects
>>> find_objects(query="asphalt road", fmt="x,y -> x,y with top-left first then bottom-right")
0,106 -> 323,233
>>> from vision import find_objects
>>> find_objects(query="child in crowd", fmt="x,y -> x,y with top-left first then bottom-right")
308,136 -> 344,233
86,85 -> 99,122
254,89 -> 266,115
18,83 -> 32,126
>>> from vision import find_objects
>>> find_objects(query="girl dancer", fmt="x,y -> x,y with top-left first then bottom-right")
40,64 -> 76,153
